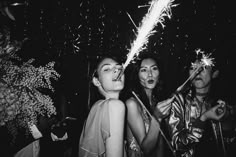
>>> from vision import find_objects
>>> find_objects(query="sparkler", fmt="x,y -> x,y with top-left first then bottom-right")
115,0 -> 176,80
132,91 -> 176,157
176,49 -> 215,93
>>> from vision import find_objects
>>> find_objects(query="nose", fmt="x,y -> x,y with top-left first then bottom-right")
148,70 -> 153,76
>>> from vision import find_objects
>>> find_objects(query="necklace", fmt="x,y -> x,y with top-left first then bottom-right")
195,92 -> 209,97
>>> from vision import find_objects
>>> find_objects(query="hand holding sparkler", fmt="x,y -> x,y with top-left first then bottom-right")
132,91 -> 176,157
155,96 -> 175,119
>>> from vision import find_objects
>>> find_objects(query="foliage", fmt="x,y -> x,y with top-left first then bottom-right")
0,26 -> 60,142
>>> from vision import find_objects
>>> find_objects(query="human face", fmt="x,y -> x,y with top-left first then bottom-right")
96,58 -> 124,92
189,61 -> 213,89
138,58 -> 160,90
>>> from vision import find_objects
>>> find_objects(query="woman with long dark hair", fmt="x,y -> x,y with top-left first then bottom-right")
124,53 -> 173,157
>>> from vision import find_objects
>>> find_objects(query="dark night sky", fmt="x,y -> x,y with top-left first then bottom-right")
1,0 -> 235,110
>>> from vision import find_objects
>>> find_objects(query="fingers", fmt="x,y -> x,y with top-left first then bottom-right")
166,96 -> 175,104
158,101 -> 172,111
201,100 -> 227,121
161,97 -> 174,105
162,105 -> 171,114
216,107 -> 226,119
215,106 -> 225,116
156,98 -> 173,117
157,97 -> 173,108
155,96 -> 175,120
213,100 -> 226,116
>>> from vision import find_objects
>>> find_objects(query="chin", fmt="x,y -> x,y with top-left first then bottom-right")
194,84 -> 206,89
146,84 -> 155,89
114,84 -> 124,90
118,85 -> 124,90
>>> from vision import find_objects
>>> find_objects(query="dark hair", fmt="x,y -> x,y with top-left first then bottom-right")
124,53 -> 163,114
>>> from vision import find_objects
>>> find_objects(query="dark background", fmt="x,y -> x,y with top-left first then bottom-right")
1,0 -> 235,122
1,0 -> 235,156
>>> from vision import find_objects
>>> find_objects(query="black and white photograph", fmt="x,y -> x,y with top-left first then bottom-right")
0,0 -> 235,157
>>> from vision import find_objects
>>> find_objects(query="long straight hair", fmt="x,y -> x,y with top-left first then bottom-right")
124,53 -> 164,114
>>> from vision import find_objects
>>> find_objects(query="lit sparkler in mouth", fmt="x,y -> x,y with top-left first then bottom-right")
115,0 -> 176,80
176,48 -> 215,93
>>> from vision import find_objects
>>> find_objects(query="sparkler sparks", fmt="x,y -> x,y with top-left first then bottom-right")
115,0 -> 176,80
192,49 -> 215,69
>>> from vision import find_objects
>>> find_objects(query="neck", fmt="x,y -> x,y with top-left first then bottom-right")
195,86 -> 210,96
195,91 -> 210,103
144,89 -> 152,99
104,92 -> 120,100
144,88 -> 154,105
195,92 -> 209,97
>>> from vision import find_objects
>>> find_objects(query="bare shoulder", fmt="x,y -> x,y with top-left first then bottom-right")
107,99 -> 125,112
126,97 -> 139,110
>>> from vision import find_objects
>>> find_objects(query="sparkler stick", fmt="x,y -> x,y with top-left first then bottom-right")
176,49 -> 215,93
115,0 -> 175,80
176,65 -> 203,93
132,91 -> 176,157
219,122 -> 227,157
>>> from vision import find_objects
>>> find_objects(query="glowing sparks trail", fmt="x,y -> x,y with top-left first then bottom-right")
124,0 -> 174,68
176,48 -> 215,93
116,0 -> 176,80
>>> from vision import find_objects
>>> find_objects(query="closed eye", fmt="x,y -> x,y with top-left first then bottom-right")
103,67 -> 112,72
140,68 -> 147,72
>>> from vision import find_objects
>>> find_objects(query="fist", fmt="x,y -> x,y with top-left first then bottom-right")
154,96 -> 174,120
201,100 -> 226,121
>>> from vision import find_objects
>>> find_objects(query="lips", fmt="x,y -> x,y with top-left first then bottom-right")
112,79 -> 122,82
147,79 -> 154,84
194,78 -> 202,81
112,76 -> 123,81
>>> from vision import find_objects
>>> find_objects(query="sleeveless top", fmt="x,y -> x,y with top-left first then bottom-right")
79,99 -> 127,157
126,99 -> 151,157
